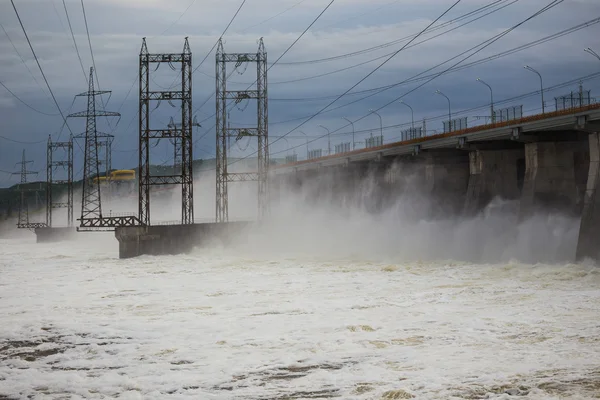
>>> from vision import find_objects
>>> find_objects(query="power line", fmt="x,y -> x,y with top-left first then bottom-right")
346,0 -> 566,129
192,0 -> 247,74
265,0 -> 517,86
260,0 -> 461,155
0,81 -> 58,117
186,0 -> 514,92
0,135 -> 47,144
263,0 -> 580,127
277,0 -> 510,65
269,17 -> 600,104
10,0 -> 73,137
158,0 -> 198,35
81,0 -> 100,92
268,71 -> 600,157
80,0 -> 115,136
109,0 -> 216,136
0,22 -> 51,101
193,0 -> 502,122
62,0 -> 88,83
228,0 -> 564,167
238,0 -> 308,33
81,71 -> 600,161
191,0 -> 338,120
267,0 -> 337,71
111,0 -> 249,151
316,0 -> 402,32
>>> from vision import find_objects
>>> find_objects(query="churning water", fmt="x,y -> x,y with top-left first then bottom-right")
1,231 -> 599,399
1,171 -> 599,399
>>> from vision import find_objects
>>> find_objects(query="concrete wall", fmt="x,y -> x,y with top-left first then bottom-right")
464,149 -> 524,215
115,222 -> 250,259
576,132 -> 600,261
422,151 -> 470,217
519,141 -> 589,218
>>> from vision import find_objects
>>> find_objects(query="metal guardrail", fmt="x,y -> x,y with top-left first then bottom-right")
275,102 -> 600,168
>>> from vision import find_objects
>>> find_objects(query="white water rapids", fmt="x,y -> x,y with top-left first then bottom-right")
1,232 -> 599,399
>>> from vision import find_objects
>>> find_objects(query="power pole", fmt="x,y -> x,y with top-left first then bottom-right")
13,149 -> 42,229
215,37 -> 268,223
46,134 -> 74,227
67,67 -> 120,228
74,132 -> 113,202
139,37 -> 194,226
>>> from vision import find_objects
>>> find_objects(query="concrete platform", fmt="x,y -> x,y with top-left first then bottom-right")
115,222 -> 250,259
34,227 -> 78,243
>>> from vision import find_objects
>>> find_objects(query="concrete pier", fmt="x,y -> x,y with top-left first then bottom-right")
34,227 -> 78,243
576,132 -> 600,261
464,149 -> 525,215
422,151 -> 470,216
115,222 -> 249,259
519,141 -> 589,218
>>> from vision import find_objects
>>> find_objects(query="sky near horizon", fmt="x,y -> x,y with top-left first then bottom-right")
0,0 -> 599,187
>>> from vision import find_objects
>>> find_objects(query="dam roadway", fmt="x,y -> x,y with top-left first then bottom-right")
271,103 -> 600,262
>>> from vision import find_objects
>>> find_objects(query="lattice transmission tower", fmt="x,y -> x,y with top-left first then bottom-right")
46,134 -> 74,227
139,37 -> 193,226
14,149 -> 46,229
215,38 -> 268,223
67,67 -> 121,228
75,133 -> 112,178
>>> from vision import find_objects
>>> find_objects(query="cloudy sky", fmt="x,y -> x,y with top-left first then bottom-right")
0,0 -> 599,186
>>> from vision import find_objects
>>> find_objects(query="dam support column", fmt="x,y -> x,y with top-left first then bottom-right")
519,141 -> 589,219
576,132 -> 600,261
464,149 -> 525,215
422,150 -> 470,217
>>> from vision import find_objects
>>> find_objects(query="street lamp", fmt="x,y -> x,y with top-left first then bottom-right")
342,117 -> 355,149
435,90 -> 451,129
399,100 -> 414,130
369,109 -> 383,144
298,130 -> 309,160
585,47 -> 600,61
318,124 -> 331,155
476,78 -> 494,123
524,65 -> 544,113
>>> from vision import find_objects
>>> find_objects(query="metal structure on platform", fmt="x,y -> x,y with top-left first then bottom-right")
555,83 -> 593,111
46,134 -> 74,227
215,38 -> 268,223
167,115 -> 200,176
401,127 -> 423,141
14,150 -> 46,229
443,117 -> 468,133
139,37 -> 194,226
495,105 -> 523,122
68,67 -> 131,230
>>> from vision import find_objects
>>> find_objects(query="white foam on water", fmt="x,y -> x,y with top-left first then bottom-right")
1,236 -> 599,399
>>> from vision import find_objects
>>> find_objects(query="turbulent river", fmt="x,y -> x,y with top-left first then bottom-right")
0,231 -> 599,399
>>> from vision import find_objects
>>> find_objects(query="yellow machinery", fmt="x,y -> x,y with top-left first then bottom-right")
92,176 -> 108,185
92,170 -> 135,184
110,170 -> 135,182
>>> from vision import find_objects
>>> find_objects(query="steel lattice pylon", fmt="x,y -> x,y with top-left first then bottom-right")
139,37 -> 194,226
14,149 -> 44,229
46,134 -> 74,227
68,67 -> 121,228
215,38 -> 268,223
74,132 -> 113,204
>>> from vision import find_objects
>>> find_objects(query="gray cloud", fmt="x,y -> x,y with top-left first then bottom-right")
1,0 -> 599,186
